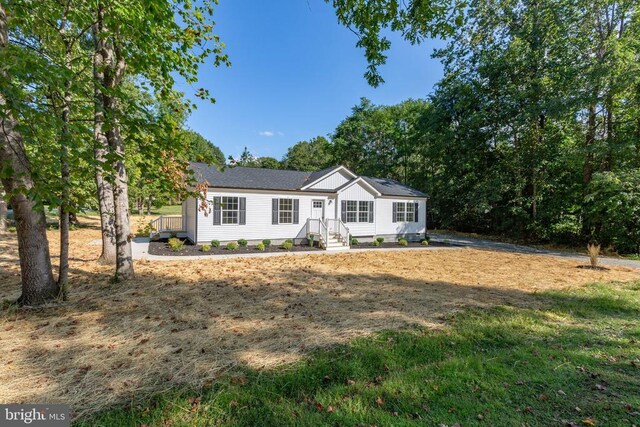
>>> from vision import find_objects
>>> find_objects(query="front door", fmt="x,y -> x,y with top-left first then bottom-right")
311,199 -> 324,220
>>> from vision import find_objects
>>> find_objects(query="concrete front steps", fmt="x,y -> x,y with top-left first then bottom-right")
325,235 -> 350,252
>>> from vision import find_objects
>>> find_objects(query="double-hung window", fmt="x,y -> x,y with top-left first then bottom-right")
406,202 -> 415,222
346,201 -> 358,223
213,196 -> 246,225
272,198 -> 299,224
395,202 -> 406,222
279,198 -> 294,224
343,200 -> 373,223
358,201 -> 370,222
221,196 -> 239,224
393,202 -> 418,223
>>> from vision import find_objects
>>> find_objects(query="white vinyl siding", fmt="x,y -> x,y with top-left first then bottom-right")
376,198 -> 427,237
195,189 -> 331,243
337,181 -> 376,236
183,197 -> 197,242
307,170 -> 352,190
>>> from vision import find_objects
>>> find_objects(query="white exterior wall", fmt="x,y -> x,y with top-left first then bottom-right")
308,170 -> 351,190
195,188 -> 333,244
375,197 -> 427,239
183,197 -> 197,242
337,182 -> 377,237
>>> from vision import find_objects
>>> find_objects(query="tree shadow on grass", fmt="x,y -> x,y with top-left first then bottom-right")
77,280 -> 640,426
1,252 -> 638,426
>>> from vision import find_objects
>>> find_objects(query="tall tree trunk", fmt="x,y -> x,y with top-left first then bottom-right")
57,38 -> 72,288
583,103 -> 596,187
0,4 -> 58,305
604,90 -> 614,171
92,22 -> 116,265
146,196 -> 152,216
0,191 -> 6,231
94,4 -> 133,280
104,101 -> 134,280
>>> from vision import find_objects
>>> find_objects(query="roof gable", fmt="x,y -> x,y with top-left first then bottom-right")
335,177 -> 381,196
300,165 -> 357,190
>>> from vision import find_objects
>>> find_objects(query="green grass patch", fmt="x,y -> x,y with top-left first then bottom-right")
80,281 -> 640,426
625,254 -> 640,261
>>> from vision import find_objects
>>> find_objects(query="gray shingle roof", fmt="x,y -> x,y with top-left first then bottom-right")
189,162 -> 427,197
361,176 -> 427,197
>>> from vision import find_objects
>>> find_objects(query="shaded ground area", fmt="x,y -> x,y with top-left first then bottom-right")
0,216 -> 638,420
81,281 -> 640,426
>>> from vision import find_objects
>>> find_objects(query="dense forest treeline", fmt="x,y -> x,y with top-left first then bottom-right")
281,0 -> 640,254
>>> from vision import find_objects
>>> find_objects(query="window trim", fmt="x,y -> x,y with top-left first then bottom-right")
221,196 -> 240,225
394,202 -> 416,223
344,199 -> 372,224
278,198 -> 294,224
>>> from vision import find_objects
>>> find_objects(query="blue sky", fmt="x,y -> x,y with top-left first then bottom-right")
181,0 -> 445,160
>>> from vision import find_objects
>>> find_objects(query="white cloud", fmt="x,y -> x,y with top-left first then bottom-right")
258,130 -> 275,137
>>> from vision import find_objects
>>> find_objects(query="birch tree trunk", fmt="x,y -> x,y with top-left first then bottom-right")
0,4 -> 58,305
0,192 -> 6,231
94,4 -> 133,280
92,22 -> 116,264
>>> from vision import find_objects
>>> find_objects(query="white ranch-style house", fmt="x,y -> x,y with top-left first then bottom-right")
152,163 -> 428,251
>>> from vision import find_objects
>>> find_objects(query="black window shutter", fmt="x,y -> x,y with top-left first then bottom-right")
392,202 -> 397,223
341,200 -> 346,222
414,202 -> 419,222
369,201 -> 374,222
213,196 -> 221,225
293,199 -> 299,224
272,198 -> 279,224
239,197 -> 246,225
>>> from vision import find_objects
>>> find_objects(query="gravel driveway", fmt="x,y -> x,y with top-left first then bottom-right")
430,232 -> 640,269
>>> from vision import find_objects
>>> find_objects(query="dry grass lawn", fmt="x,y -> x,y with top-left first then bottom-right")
1,216 -> 638,420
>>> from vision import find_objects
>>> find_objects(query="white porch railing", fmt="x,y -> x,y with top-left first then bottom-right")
307,218 -> 350,249
326,218 -> 350,246
149,215 -> 184,237
306,218 -> 329,248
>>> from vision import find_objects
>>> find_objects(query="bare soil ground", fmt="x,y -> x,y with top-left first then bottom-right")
1,216 -> 638,419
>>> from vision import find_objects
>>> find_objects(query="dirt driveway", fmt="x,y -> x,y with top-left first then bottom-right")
1,217 -> 638,419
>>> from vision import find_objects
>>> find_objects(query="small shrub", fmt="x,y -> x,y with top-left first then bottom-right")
256,242 -> 266,251
285,239 -> 293,244
136,218 -> 155,237
211,240 -> 220,248
308,234 -> 315,247
226,242 -> 239,251
376,237 -> 384,244
588,243 -> 600,267
351,238 -> 359,245
237,239 -> 248,247
262,239 -> 271,247
200,244 -> 211,252
8,226 -> 16,233
281,241 -> 293,251
168,237 -> 184,252
372,240 -> 380,247
398,238 -> 408,246
421,239 -> 429,246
